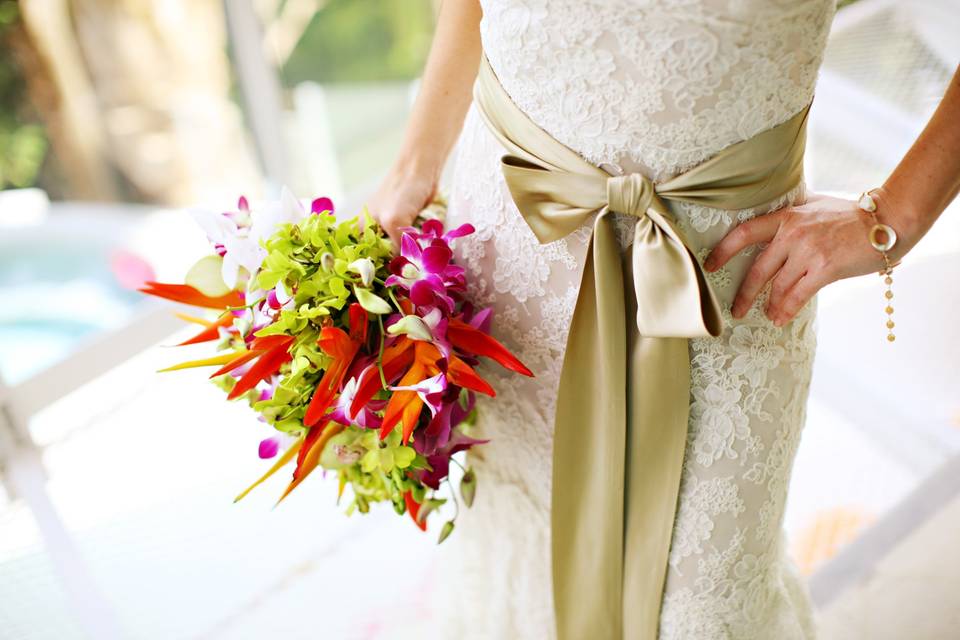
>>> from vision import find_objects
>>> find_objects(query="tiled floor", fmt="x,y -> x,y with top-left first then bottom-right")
816,489 -> 960,639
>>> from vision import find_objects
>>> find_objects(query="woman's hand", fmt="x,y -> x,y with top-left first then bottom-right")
368,163 -> 439,251
702,190 -> 919,327
706,63 -> 960,327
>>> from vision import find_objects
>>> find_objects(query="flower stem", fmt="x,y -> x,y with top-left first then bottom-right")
224,295 -> 266,312
450,454 -> 467,473
387,288 -> 405,316
376,314 -> 388,389
443,476 -> 461,520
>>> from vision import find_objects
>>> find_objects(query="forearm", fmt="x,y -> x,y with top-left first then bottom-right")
393,0 -> 482,185
876,63 -> 960,260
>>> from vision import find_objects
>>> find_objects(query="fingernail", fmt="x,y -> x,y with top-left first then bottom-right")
704,257 -> 716,271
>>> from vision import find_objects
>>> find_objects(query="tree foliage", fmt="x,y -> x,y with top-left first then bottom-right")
282,0 -> 436,84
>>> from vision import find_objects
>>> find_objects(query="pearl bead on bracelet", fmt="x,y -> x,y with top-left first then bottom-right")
857,190 -> 900,342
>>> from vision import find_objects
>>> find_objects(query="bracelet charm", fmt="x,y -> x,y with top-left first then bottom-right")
857,190 -> 898,342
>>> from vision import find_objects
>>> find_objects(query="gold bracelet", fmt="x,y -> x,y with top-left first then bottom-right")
857,189 -> 901,342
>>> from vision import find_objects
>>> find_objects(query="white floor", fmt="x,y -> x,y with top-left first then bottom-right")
1,295 -> 958,639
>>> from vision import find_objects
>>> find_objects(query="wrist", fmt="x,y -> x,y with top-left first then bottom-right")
390,144 -> 446,188
870,184 -> 926,261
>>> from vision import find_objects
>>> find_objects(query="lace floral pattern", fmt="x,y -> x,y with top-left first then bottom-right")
431,2 -> 836,638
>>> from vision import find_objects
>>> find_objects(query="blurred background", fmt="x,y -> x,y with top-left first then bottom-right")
1,0 -> 959,638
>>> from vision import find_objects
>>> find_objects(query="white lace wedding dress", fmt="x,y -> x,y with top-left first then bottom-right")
433,1 -> 838,638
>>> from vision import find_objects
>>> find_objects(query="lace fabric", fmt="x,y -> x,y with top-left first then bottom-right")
431,1 -> 837,638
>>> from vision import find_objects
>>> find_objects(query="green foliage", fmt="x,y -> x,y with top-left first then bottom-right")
282,0 -> 436,84
253,207 -> 393,333
333,427 -> 430,516
0,0 -> 48,189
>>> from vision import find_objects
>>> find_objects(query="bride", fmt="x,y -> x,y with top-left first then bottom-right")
368,1 -> 960,638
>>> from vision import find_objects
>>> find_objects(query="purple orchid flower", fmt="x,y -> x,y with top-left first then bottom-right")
399,219 -> 475,245
413,387 -> 477,457
459,301 -> 494,334
265,280 -> 294,311
258,431 -> 297,459
311,197 -> 334,216
417,425 -> 489,489
385,232 -> 466,312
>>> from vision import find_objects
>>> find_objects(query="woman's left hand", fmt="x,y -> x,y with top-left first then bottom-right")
702,191 -> 914,326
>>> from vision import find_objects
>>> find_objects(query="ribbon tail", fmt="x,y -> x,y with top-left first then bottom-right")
551,209 -> 628,640
621,237 -> 696,637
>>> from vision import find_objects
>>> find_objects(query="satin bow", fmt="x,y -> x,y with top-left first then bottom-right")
472,52 -> 810,640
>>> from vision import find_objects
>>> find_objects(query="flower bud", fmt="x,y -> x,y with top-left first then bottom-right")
348,258 -> 375,287
437,520 -> 455,544
320,252 -> 335,271
460,468 -> 476,508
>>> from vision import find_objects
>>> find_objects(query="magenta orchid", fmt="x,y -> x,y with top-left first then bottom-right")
385,232 -> 468,312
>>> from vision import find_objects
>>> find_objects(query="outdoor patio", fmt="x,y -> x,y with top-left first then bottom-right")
2,1 -> 959,638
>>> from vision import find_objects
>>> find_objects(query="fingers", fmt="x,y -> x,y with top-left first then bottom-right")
382,218 -> 404,253
704,210 -> 784,272
730,238 -> 788,318
764,257 -> 807,322
770,272 -> 823,326
374,211 -> 415,254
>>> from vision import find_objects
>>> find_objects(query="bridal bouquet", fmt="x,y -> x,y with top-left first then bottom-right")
140,189 -> 533,542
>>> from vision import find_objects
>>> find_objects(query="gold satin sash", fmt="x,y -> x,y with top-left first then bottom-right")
472,53 -> 811,640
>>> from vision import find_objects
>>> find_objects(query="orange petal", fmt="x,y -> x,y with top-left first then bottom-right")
250,334 -> 295,352
227,341 -> 293,400
277,421 -> 346,503
400,397 -> 424,445
404,490 -> 427,531
140,281 -> 243,309
448,318 -> 533,376
349,342 -> 415,417
447,356 -> 496,397
348,302 -> 369,343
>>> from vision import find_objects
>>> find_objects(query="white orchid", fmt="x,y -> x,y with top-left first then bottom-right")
189,187 -> 310,291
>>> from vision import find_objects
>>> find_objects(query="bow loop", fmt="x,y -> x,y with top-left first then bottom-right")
606,173 -> 660,218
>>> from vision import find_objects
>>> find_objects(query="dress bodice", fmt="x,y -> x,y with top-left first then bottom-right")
479,0 -> 837,183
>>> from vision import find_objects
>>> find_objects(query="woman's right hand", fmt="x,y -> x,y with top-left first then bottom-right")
368,163 -> 439,252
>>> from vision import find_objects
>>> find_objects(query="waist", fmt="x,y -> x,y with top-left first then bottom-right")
485,66 -> 817,184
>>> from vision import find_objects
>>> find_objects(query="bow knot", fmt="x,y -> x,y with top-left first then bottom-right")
606,172 -> 659,218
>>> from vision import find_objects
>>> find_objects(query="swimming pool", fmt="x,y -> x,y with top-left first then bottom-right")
0,201 -> 201,386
